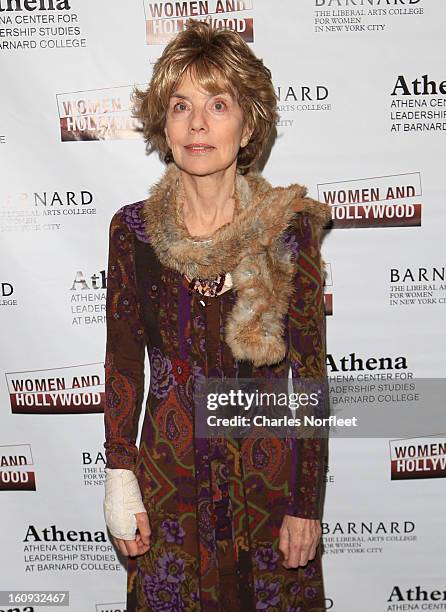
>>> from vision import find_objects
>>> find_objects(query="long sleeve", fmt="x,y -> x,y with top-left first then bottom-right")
103,208 -> 147,471
286,202 -> 331,520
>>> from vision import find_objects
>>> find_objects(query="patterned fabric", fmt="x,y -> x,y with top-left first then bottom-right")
104,199 -> 328,611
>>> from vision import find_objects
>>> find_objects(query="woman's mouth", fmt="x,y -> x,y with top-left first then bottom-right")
184,144 -> 215,154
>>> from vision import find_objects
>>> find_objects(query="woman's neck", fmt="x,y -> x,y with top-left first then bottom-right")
178,164 -> 237,237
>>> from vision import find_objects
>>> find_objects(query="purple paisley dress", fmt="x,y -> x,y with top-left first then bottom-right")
103,198 -> 328,611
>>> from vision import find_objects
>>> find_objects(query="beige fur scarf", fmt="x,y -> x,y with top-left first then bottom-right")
141,163 -> 331,367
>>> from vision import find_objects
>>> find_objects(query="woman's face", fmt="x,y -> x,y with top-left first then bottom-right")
164,70 -> 250,177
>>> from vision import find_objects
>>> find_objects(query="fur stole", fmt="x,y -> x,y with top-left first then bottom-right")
141,163 -> 331,367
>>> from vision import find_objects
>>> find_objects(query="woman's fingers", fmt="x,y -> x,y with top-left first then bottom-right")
135,511 -> 151,546
113,536 -> 148,557
113,536 -> 128,557
295,525 -> 319,566
124,539 -> 140,556
278,523 -> 290,567
280,516 -> 322,568
287,530 -> 305,567
306,542 -> 318,563
112,515 -> 151,558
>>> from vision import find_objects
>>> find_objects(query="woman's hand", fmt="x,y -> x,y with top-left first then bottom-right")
112,511 -> 151,557
279,515 -> 322,568
103,468 -> 151,557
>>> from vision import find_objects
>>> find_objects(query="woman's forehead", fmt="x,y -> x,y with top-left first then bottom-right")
173,69 -> 236,98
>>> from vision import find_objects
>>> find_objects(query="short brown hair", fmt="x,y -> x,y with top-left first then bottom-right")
132,20 -> 279,173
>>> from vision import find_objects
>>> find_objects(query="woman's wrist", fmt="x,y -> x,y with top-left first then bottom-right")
103,468 -> 147,540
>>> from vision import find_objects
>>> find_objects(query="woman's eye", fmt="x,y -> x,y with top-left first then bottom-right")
213,100 -> 227,111
173,101 -> 188,112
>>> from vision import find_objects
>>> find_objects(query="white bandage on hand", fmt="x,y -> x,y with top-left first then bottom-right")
103,468 -> 147,541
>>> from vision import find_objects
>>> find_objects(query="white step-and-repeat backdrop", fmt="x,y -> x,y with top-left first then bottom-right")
1,1 -> 445,611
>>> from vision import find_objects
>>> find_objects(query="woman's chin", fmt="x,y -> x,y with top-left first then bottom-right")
174,156 -> 237,177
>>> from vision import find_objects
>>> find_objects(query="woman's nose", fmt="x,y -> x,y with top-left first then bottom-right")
189,108 -> 208,133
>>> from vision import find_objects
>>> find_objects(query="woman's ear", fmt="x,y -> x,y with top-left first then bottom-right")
241,134 -> 252,148
164,126 -> 171,149
240,122 -> 253,148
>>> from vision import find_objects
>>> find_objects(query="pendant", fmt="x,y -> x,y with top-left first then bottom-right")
187,273 -> 226,297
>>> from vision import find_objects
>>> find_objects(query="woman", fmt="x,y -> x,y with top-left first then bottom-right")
103,19 -> 331,612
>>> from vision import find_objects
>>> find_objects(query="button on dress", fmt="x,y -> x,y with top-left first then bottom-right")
103,198 -> 329,611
